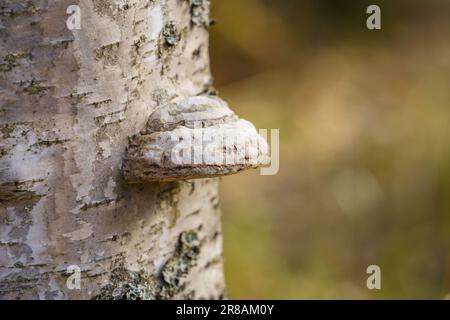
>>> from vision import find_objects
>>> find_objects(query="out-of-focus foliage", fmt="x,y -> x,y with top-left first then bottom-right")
210,0 -> 450,299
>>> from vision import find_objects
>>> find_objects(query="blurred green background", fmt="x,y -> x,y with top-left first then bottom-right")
209,0 -> 450,299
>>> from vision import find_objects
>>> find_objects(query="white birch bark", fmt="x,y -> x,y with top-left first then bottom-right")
0,0 -> 225,299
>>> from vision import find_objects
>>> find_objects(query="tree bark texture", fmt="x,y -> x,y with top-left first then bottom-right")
0,0 -> 225,299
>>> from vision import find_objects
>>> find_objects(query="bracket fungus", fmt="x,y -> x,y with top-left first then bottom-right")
123,95 -> 270,183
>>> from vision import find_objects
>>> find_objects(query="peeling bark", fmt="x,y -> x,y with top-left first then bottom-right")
0,0 -> 224,299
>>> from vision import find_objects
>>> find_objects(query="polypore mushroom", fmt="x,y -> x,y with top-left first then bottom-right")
122,95 -> 270,183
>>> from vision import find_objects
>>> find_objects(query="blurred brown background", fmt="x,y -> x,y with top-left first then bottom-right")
210,0 -> 450,299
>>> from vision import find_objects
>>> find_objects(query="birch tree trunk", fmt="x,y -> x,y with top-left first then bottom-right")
0,0 -> 225,299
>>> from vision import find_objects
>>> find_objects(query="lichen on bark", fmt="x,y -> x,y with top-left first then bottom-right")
95,230 -> 201,300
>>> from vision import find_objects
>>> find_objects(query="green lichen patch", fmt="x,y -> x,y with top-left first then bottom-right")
1,124 -> 15,139
21,79 -> 49,95
161,231 -> 200,288
190,0 -> 212,28
94,263 -> 159,300
0,122 -> 31,140
0,54 -> 17,72
0,53 -> 32,72
162,22 -> 181,47
95,230 -> 201,300
0,2 -> 39,17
